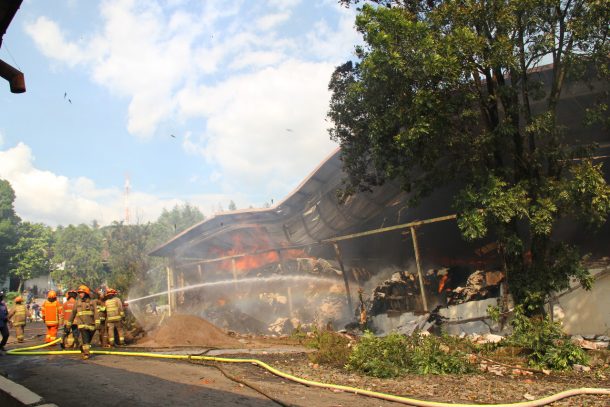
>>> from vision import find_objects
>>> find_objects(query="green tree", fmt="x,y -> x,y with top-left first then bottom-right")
330,1 -> 610,310
52,224 -> 105,289
151,203 -> 205,246
10,222 -> 53,292
0,179 -> 20,286
228,200 -> 237,211
103,222 -> 153,294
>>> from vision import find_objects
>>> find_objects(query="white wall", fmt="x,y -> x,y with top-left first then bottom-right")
554,268 -> 610,336
24,274 -> 56,293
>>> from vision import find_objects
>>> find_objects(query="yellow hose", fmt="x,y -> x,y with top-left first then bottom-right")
8,340 -> 609,407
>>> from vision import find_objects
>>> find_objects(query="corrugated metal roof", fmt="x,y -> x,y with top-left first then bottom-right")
150,148 -> 408,258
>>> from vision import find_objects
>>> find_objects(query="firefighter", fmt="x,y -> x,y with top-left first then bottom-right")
65,285 -> 99,360
104,288 -> 125,346
41,290 -> 63,343
96,288 -> 108,347
61,290 -> 78,349
8,296 -> 28,343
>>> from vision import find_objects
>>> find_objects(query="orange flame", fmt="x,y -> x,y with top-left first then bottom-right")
208,227 -> 309,275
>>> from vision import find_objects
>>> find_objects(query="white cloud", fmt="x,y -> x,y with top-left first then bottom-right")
177,59 -> 338,193
228,50 -> 285,70
0,143 -> 232,226
23,16 -> 88,67
305,7 -> 360,61
267,0 -> 302,10
256,12 -> 291,31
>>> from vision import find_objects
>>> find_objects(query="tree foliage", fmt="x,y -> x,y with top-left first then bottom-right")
10,222 -> 54,291
329,1 -> 610,309
151,203 -> 205,247
104,222 -> 154,294
52,224 -> 106,289
0,179 -> 20,285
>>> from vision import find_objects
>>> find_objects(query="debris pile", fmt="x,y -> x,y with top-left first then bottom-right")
447,270 -> 504,305
370,272 -> 420,315
268,317 -> 302,335
139,314 -> 242,348
571,335 -> 610,350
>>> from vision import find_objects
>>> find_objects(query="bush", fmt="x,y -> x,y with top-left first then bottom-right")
4,291 -> 19,302
346,332 -> 474,378
306,327 -> 352,368
290,324 -> 308,345
496,305 -> 588,370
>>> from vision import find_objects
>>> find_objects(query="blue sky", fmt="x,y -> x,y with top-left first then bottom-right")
0,0 -> 359,226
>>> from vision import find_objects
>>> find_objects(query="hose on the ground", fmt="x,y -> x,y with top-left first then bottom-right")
7,339 -> 609,407
188,357 -> 289,407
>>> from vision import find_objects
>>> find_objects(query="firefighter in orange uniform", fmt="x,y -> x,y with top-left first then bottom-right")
8,296 -> 28,342
61,290 -> 78,349
65,285 -> 99,359
104,288 -> 125,346
41,290 -> 63,343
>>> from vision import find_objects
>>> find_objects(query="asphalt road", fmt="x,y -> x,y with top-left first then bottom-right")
0,322 -> 395,407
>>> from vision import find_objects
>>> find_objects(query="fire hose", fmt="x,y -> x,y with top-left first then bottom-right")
8,340 -> 609,407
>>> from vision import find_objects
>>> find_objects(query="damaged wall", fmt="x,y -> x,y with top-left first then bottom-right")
554,267 -> 610,336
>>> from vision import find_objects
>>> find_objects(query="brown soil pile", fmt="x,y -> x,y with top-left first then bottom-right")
138,314 -> 242,348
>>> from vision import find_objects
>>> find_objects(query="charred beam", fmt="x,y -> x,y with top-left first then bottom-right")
332,241 -> 354,314
410,227 -> 429,312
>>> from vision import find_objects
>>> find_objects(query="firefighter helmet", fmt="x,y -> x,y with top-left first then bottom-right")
77,285 -> 91,295
15,296 -> 23,303
106,288 -> 117,296
47,290 -> 57,299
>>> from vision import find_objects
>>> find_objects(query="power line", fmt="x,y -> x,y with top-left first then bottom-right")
3,44 -> 22,71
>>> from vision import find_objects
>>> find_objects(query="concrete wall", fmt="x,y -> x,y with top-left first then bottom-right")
554,268 -> 610,336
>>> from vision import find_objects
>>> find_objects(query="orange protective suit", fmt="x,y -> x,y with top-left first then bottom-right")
41,299 -> 63,343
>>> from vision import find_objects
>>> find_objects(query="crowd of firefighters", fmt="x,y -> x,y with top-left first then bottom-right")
0,285 -> 127,360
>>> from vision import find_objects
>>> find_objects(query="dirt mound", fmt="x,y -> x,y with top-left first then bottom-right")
139,314 -> 242,348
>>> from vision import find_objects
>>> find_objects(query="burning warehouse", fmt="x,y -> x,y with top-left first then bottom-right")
143,64 -> 610,338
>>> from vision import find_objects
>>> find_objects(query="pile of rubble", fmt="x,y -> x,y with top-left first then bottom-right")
447,270 -> 504,305
369,271 -> 420,315
571,335 -> 610,350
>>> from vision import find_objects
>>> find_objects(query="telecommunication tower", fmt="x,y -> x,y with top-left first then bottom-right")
124,173 -> 131,224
